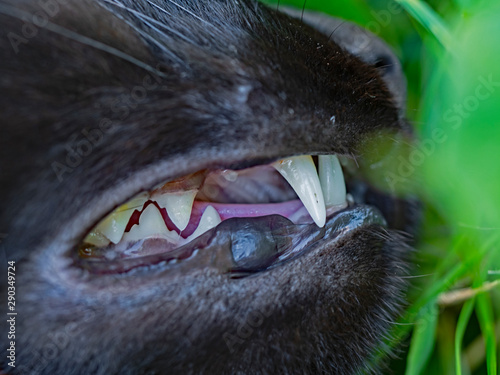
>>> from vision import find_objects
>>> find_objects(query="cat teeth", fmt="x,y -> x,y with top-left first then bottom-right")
318,155 -> 347,208
272,155 -> 326,228
153,190 -> 197,231
183,205 -> 221,243
117,192 -> 149,212
84,192 -> 149,245
91,208 -> 136,244
83,230 -> 111,247
84,154 -> 348,247
122,204 -> 179,243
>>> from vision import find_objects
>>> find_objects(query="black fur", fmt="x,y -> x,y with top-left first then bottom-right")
0,0 -> 415,373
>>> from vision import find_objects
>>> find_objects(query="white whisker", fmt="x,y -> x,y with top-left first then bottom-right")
101,0 -> 195,45
144,0 -> 173,17
148,0 -> 213,27
97,0 -> 186,64
400,273 -> 434,279
0,3 -> 167,78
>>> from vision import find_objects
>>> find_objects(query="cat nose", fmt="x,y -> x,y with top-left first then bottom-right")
374,54 -> 395,74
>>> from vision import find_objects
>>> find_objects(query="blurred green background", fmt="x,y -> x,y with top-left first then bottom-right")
262,0 -> 500,374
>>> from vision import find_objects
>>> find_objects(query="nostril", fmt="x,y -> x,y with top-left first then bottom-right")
374,55 -> 395,74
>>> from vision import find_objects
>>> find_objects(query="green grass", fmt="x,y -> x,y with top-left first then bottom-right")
263,0 -> 500,373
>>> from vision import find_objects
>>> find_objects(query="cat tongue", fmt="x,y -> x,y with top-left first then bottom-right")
179,200 -> 305,237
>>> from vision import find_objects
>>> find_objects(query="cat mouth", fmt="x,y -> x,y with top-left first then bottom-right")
77,154 -> 388,275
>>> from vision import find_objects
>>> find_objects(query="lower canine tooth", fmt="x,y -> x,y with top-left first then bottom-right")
154,190 -> 197,231
185,205 -> 221,242
318,155 -> 347,208
122,204 -> 179,243
272,155 -> 326,227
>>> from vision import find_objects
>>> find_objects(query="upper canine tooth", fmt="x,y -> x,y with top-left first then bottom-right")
272,155 -> 326,227
318,155 -> 347,208
93,208 -> 136,244
122,204 -> 179,244
185,205 -> 221,242
153,190 -> 197,231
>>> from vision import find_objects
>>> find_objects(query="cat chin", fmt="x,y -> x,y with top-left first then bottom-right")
15,226 -> 409,375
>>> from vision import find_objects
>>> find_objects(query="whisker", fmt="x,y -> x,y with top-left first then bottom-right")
300,0 -> 308,22
98,0 -> 193,64
379,317 -> 415,326
328,21 -> 347,43
376,63 -> 393,71
101,0 -> 195,45
0,3 -> 167,78
149,0 -> 213,27
145,0 -> 173,17
125,23 -> 182,63
400,273 -> 434,279
349,152 -> 360,168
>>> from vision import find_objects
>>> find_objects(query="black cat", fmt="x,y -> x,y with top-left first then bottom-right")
0,0 -> 418,373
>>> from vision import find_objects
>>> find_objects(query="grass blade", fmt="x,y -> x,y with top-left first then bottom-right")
475,288 -> 497,374
455,298 -> 475,375
395,0 -> 453,47
405,300 -> 439,375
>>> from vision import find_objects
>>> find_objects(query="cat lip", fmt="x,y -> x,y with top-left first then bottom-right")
76,204 -> 386,275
